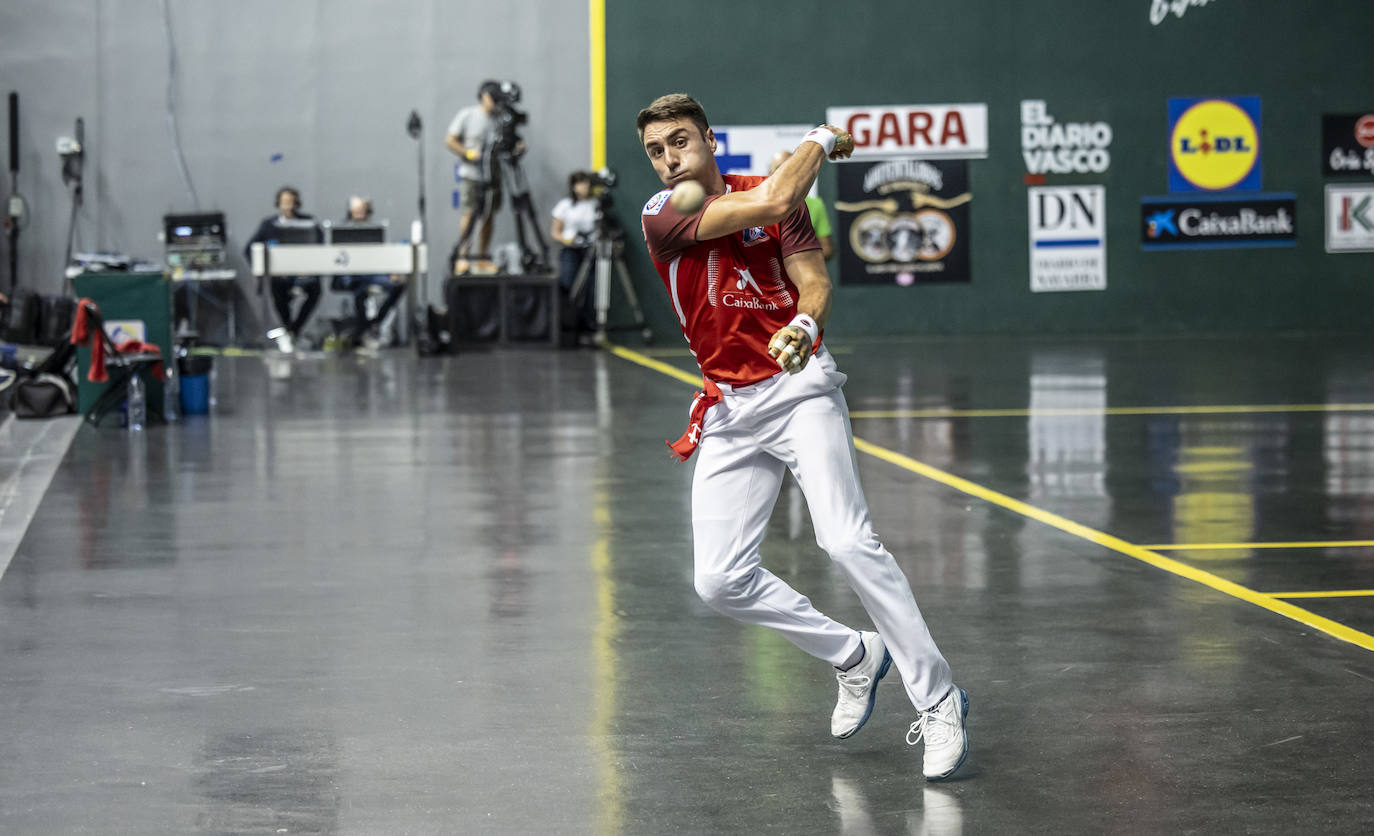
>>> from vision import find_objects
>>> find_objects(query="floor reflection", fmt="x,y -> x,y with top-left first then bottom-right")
193,728 -> 340,834
829,774 -> 964,836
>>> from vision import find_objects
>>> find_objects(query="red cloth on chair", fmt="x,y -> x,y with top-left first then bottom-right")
69,299 -> 165,382
70,299 -> 107,383
118,341 -> 165,381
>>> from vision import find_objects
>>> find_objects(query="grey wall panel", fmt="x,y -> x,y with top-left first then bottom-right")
1,0 -> 589,339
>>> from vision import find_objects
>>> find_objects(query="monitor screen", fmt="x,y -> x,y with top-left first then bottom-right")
270,220 -> 321,245
330,224 -> 386,244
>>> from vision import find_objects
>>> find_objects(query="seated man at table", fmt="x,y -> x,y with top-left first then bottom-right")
335,195 -> 405,351
245,186 -> 322,353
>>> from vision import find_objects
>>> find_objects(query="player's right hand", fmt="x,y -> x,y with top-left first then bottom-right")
819,125 -> 855,161
767,325 -> 813,374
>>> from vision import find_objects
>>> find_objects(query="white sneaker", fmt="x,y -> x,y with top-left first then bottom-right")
831,631 -> 892,739
267,328 -> 294,354
908,686 -> 969,781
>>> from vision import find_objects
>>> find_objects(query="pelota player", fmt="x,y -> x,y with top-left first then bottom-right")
635,93 -> 969,780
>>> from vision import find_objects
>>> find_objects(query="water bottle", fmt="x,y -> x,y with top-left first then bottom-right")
127,373 -> 146,431
163,364 -> 180,422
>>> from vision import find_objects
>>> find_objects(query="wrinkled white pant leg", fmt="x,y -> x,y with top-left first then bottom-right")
690,399 -> 861,667
762,362 -> 953,711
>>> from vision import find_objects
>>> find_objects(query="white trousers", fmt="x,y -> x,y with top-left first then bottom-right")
690,348 -> 953,712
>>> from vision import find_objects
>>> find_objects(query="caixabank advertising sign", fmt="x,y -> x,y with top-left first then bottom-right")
1141,193 -> 1296,250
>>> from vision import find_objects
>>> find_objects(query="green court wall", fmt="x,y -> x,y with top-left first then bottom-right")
603,0 -> 1374,339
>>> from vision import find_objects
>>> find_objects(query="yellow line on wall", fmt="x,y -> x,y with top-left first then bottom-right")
1267,590 -> 1374,599
606,343 -> 1374,654
1143,541 -> 1374,551
848,403 -> 1374,419
589,0 -> 606,170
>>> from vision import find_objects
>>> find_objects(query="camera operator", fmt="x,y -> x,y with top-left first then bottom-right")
551,171 -> 599,338
446,81 -> 524,275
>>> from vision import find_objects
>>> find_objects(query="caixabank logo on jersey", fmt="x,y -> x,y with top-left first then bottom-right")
1168,96 -> 1261,192
834,159 -> 971,285
1140,193 -> 1296,250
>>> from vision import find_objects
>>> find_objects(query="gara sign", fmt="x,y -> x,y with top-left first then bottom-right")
825,104 -> 987,161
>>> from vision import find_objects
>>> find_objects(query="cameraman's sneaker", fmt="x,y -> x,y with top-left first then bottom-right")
907,686 -> 969,781
831,631 -> 892,739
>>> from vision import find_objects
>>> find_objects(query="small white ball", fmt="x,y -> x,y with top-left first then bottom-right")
669,180 -> 706,214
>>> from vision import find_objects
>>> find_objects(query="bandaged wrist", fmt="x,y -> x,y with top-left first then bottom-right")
800,127 -> 837,157
788,314 -> 819,346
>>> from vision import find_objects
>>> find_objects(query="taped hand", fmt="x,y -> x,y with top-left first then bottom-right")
767,325 -> 813,375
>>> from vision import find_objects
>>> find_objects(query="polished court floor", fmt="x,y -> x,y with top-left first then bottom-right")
2,334 -> 1373,834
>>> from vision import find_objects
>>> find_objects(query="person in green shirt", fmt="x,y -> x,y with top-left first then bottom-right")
769,149 -> 835,261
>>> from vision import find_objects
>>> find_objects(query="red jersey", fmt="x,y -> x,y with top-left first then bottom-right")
641,174 -> 820,386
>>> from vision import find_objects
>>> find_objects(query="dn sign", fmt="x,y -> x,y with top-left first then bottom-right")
1168,97 -> 1262,192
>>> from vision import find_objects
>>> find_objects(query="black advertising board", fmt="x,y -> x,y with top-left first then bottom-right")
1140,193 -> 1296,250
835,159 -> 971,285
1322,114 -> 1374,178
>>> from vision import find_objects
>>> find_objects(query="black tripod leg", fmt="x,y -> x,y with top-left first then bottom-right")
568,248 -> 594,299
613,255 -> 654,344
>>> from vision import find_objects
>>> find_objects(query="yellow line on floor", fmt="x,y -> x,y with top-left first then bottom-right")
1143,541 -> 1374,551
605,344 -> 701,386
851,439 -> 1374,652
849,403 -> 1374,419
1267,590 -> 1374,599
607,343 -> 1374,654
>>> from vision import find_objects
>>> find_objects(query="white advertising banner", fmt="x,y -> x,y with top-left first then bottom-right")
711,124 -> 817,196
824,104 -> 988,160
1028,186 -> 1107,292
1325,183 -> 1374,253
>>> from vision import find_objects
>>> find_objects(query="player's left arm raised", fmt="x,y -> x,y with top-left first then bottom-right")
768,248 -> 833,374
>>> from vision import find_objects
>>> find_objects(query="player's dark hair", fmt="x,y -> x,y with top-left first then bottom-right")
636,93 -> 710,142
567,170 -> 592,201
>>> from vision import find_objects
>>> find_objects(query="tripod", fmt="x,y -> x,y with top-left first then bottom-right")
453,144 -> 551,275
568,230 -> 653,346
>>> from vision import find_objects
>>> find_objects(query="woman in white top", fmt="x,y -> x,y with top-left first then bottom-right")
550,171 -> 599,339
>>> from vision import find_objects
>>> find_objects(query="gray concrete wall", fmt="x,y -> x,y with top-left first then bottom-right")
0,0 -> 590,339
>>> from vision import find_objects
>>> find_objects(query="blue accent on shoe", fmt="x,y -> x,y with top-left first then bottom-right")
836,649 -> 892,740
926,688 -> 970,782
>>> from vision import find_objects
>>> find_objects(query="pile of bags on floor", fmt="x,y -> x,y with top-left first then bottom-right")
1,290 -> 77,419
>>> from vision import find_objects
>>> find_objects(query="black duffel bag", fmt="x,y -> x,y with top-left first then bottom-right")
10,372 -> 76,419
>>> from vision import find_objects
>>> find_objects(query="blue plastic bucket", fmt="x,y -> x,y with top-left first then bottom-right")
180,373 -> 210,415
